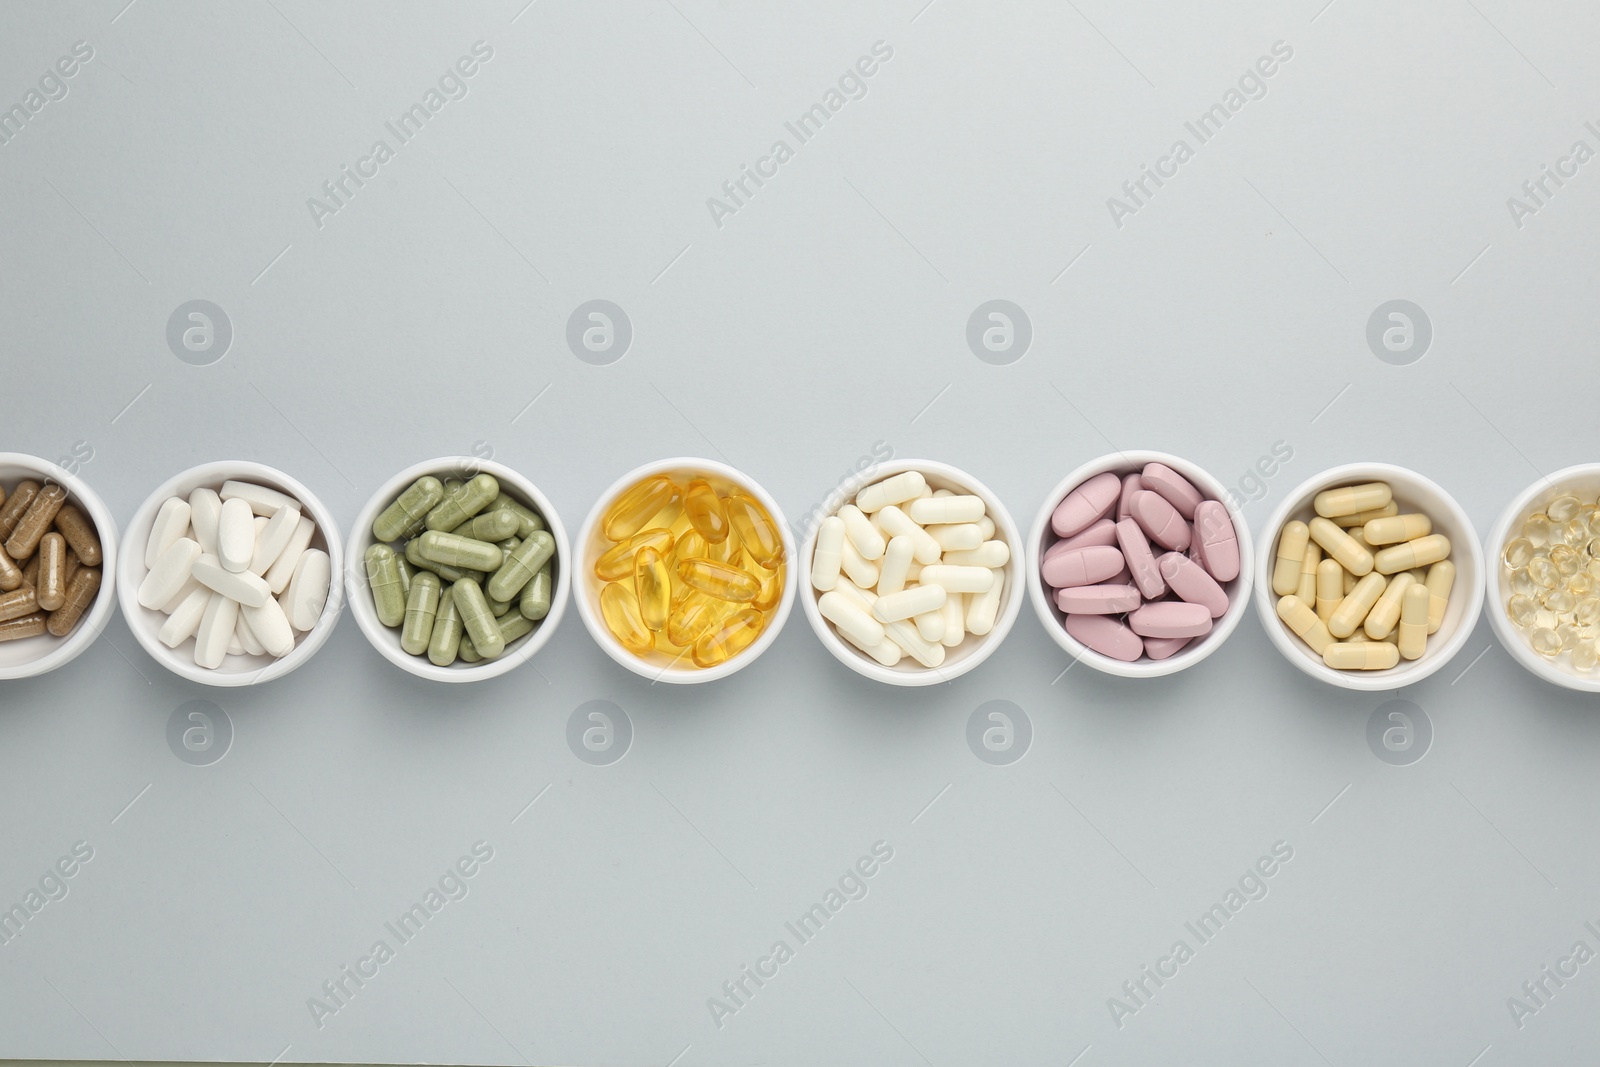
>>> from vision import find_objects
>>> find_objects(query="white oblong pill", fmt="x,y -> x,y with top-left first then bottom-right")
872,583 -> 946,623
159,576 -> 204,615
158,586 -> 210,647
194,593 -> 239,669
939,540 -> 1010,569
217,497 -> 256,573
908,495 -> 985,525
939,591 -> 966,647
876,536 -> 915,596
188,487 -> 223,556
819,590 -> 886,648
882,617 -> 944,667
264,514 -> 316,594
965,571 -> 1004,635
220,479 -> 297,517
250,504 -> 303,575
235,615 -> 265,656
917,564 -> 995,593
839,536 -> 879,590
876,506 -> 941,565
839,626 -> 903,666
145,497 -> 192,569
810,516 -> 845,592
285,549 -> 331,631
192,554 -> 271,607
913,608 -> 946,643
837,505 -> 885,561
243,597 -> 296,657
855,471 -> 927,514
928,523 -> 983,553
138,538 -> 202,609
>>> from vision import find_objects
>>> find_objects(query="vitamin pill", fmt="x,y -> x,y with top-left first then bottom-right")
496,611 -> 535,646
1052,472 -> 1121,537
491,494 -> 545,539
418,530 -> 504,573
881,615 -> 944,667
1192,500 -> 1240,582
1055,583 -> 1141,614
0,612 -> 46,642
939,591 -> 966,647
488,531 -> 555,602
427,587 -> 464,666
426,474 -> 500,533
1398,583 -> 1429,660
401,571 -> 442,655
1363,513 -> 1431,545
669,591 -> 730,647
285,549 -> 331,631
1323,641 -> 1400,670
682,479 -> 730,544
909,495 -> 985,525
1065,613 -> 1143,661
839,536 -> 880,589
873,584 -> 946,623
928,523 -> 983,553
192,555 -> 272,608
726,491 -> 784,569
855,471 -> 926,514
1057,518 -> 1119,553
243,597 -> 296,658
1425,560 -> 1454,634
146,498 -> 193,569
1276,595 -> 1334,654
1363,573 -> 1414,640
236,614 -> 264,656
939,541 -> 1010,569
679,558 -> 760,602
1314,482 -> 1392,519
373,476 -> 444,541
1296,543 -> 1322,605
139,538 -> 202,609
1129,601 -> 1213,639
1309,518 -> 1373,577
1315,559 -> 1344,621
820,590 -> 886,647
0,585 -> 39,621
159,586 -> 209,647
1118,474 -> 1143,520
1128,491 -> 1191,551
458,635 -> 481,663
596,528 -> 675,582
1329,572 -> 1386,639
0,548 -> 22,592
917,565 -> 994,594
876,506 -> 942,565
966,574 -> 1004,636
693,607 -> 764,668
1157,553 -> 1228,618
599,581 -> 653,656
5,483 -> 66,560
453,507 -> 519,544
36,533 -> 67,612
1141,462 -> 1203,520
216,497 -> 256,573
634,546 -> 671,632
188,487 -> 222,555
810,516 -> 845,591
838,505 -> 886,561
265,515 -> 316,595
1272,521 -> 1310,596
1372,534 -> 1451,574
453,578 -> 505,659
1115,519 -> 1165,599
876,536 -> 915,596
1143,635 -> 1192,660
0,480 -> 40,541
250,505 -> 302,575
603,474 -> 679,541
1042,545 -> 1123,589
221,480 -> 297,517
366,544 -> 407,628
194,593 -> 239,670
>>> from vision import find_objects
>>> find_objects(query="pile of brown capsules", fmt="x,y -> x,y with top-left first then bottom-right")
0,479 -> 103,642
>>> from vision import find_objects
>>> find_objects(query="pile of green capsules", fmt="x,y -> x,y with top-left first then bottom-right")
364,473 -> 556,666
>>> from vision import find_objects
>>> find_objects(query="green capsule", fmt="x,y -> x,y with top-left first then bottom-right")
400,571 -> 441,655
490,595 -> 513,617
458,634 -> 481,663
496,536 -> 521,554
488,530 -> 556,602
453,508 -> 520,542
443,478 -> 464,494
452,577 -> 505,658
418,530 -> 503,572
491,493 -> 545,538
365,544 -> 406,628
373,476 -> 445,542
427,582 -> 463,666
426,474 -> 499,532
497,611 -> 534,646
395,554 -> 415,597
519,562 -> 552,621
406,537 -> 481,584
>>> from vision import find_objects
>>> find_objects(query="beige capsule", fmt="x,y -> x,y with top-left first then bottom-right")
1424,560 -> 1455,634
1329,572 -> 1387,639
4,483 -> 66,560
1398,583 -> 1430,660
52,504 -> 101,566
1340,501 -> 1399,526
1315,559 -> 1344,621
0,584 -> 39,622
45,566 -> 101,637
0,544 -> 22,592
0,480 -> 40,541
1309,517 -> 1374,577
1364,513 -> 1431,546
0,611 -> 46,642
1297,542 -> 1321,604
1373,534 -> 1451,575
1277,594 -> 1334,655
1314,482 -> 1392,520
1272,521 -> 1310,596
1363,572 -> 1415,640
1324,640 -> 1400,670
37,532 -> 67,612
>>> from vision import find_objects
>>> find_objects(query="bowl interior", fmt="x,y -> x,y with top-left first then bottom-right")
121,463 -> 340,684
347,458 -> 568,680
0,457 -> 118,677
1031,452 -> 1254,677
1258,465 -> 1483,688
579,462 -> 793,680
1487,467 -> 1600,690
801,460 -> 1023,681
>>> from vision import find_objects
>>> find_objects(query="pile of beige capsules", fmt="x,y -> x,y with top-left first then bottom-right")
0,479 -> 103,641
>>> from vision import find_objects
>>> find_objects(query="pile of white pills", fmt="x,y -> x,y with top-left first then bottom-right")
134,480 -> 331,668
810,471 -> 1008,668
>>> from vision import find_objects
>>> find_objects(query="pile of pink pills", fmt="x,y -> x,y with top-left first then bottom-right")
1041,462 -> 1241,662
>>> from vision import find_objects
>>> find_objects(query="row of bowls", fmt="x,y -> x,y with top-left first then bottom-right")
0,450 -> 1587,692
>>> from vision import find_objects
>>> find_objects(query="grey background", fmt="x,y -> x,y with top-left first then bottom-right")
1,0 -> 1597,1063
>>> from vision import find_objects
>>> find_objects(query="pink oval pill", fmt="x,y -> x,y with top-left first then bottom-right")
1192,500 -> 1239,582
1142,635 -> 1192,660
1052,517 -> 1118,554
1141,462 -> 1203,520
1115,517 -> 1165,600
1041,544 -> 1124,588
1118,473 -> 1143,521
1129,490 -> 1192,552
1128,600 -> 1213,639
1056,582 -> 1141,615
1157,552 -> 1229,618
1065,613 -> 1144,661
1052,472 -> 1122,537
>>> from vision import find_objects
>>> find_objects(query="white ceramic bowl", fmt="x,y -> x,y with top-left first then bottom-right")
119,461 -> 343,687
1484,464 -> 1600,692
799,459 -> 1023,686
1255,462 -> 1485,691
0,453 -> 119,681
1027,450 -> 1256,679
346,458 -> 570,683
575,458 -> 795,684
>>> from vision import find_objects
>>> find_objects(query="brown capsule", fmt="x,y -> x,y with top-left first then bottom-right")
0,480 -> 39,541
0,546 -> 21,592
63,548 -> 79,586
19,553 -> 39,589
37,533 -> 67,612
0,585 -> 39,621
5,483 -> 67,560
52,504 -> 101,566
46,566 -> 101,637
0,611 -> 46,641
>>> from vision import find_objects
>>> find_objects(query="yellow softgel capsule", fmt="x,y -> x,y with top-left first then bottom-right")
692,607 -> 764,667
667,591 -> 732,648
604,475 -> 681,541
683,479 -> 730,544
594,528 -> 675,582
600,581 -> 655,655
748,560 -> 784,612
634,545 -> 671,632
725,491 -> 784,569
678,558 -> 760,602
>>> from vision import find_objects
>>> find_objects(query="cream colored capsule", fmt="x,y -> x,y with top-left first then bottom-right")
1343,569 -> 1357,594
1297,542 -> 1321,604
1277,594 -> 1334,654
1324,641 -> 1400,670
1373,534 -> 1450,575
1309,517 -> 1374,577
1315,559 -> 1344,621
1424,559 -> 1455,634
1272,521 -> 1310,596
1364,513 -> 1431,545
1314,482 -> 1392,519
1341,501 -> 1399,526
1398,583 -> 1429,660
1363,572 -> 1414,640
1329,571 -> 1386,638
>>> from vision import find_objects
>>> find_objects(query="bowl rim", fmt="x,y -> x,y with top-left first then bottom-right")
0,452 -> 120,681
117,460 -> 343,688
1025,449 -> 1257,679
1253,461 -> 1486,691
573,457 -> 796,684
1482,463 -> 1600,692
344,457 -> 572,684
797,457 -> 1025,687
